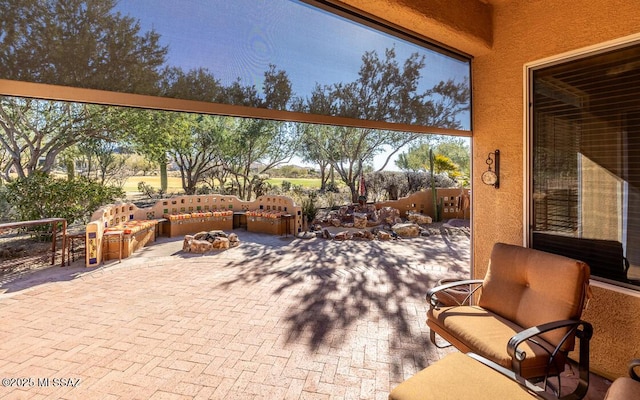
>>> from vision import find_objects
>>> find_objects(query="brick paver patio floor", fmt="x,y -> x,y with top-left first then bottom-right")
0,228 -> 608,399
0,229 -> 469,399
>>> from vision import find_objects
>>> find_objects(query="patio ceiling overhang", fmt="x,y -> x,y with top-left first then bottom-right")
329,0 -> 506,56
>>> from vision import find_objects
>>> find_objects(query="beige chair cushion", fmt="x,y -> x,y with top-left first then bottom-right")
427,306 -> 561,378
605,377 -> 640,399
478,243 -> 590,350
389,352 -> 540,400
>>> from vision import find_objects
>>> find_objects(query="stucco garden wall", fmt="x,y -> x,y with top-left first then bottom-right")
338,0 -> 640,380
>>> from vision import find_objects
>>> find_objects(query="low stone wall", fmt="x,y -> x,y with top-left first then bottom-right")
86,194 -> 302,266
163,211 -> 233,237
376,188 -> 470,220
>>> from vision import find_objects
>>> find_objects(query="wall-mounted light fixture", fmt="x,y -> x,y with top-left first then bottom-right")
481,150 -> 500,188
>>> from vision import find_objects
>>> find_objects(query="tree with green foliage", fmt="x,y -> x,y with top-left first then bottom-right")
296,123 -> 338,191
0,0 -> 167,93
301,48 -> 469,202
213,65 -> 297,200
396,138 -> 470,184
119,108 -> 174,193
220,119 -> 299,201
433,138 -> 470,181
0,0 -> 167,180
0,98 -> 108,179
167,114 -> 227,195
77,138 -> 131,188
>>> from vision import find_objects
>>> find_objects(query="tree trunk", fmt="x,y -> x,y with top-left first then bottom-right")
319,165 -> 327,191
349,184 -> 358,204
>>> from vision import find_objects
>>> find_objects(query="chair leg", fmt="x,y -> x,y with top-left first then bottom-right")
430,330 -> 452,349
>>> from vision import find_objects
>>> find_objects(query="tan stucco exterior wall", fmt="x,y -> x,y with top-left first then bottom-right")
337,0 -> 640,379
337,0 -> 493,55
471,0 -> 640,379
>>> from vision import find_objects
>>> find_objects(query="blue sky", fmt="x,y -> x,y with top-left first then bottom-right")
113,0 -> 471,170
114,0 -> 469,103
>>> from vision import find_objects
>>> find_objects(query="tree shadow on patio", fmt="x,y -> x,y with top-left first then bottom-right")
216,232 -> 470,379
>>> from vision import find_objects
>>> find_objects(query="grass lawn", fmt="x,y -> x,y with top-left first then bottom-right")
123,175 -> 184,193
265,178 -> 322,189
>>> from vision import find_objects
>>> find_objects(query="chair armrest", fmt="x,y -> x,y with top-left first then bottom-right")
426,279 -> 484,307
507,320 -> 593,400
629,359 -> 640,381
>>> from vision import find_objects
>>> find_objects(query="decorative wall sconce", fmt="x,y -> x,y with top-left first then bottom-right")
481,150 -> 500,188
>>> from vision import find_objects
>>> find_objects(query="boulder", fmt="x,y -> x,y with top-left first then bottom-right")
353,213 -> 368,229
407,212 -> 433,225
193,231 -> 209,241
297,231 -> 315,239
228,232 -> 240,247
334,231 -> 352,241
190,239 -> 213,253
211,237 -> 230,250
208,230 -> 228,238
350,230 -> 375,240
183,235 -> 195,252
331,218 -> 342,227
392,223 -> 420,238
378,207 -> 400,224
377,231 -> 392,241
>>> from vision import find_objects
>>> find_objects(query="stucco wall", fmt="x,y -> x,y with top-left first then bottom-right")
473,0 -> 640,379
337,0 -> 493,55
337,0 -> 640,379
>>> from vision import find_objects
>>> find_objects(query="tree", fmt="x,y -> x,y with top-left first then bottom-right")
396,142 -> 434,172
0,0 -> 167,94
159,67 -> 225,102
122,108 -> 174,193
126,154 -> 156,176
77,138 -> 131,188
396,138 -> 470,182
167,114 -> 227,195
3,172 -> 123,224
301,48 -> 470,202
220,119 -> 298,201
0,0 -> 167,179
296,123 -> 336,191
435,138 -> 470,181
213,65 -> 296,200
0,98 -> 106,179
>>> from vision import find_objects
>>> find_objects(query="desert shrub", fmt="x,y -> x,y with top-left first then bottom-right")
0,185 -> 16,222
434,173 -> 457,188
281,180 -> 292,192
3,172 -> 124,225
137,181 -> 157,198
301,192 -> 318,223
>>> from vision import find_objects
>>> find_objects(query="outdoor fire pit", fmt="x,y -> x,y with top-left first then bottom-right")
182,230 -> 240,253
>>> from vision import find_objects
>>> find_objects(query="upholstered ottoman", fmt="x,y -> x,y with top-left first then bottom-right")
605,359 -> 640,399
389,352 -> 552,400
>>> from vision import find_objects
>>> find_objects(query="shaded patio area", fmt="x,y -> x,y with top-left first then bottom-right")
0,229 -> 609,399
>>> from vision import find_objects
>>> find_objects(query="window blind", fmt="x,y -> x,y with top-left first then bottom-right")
531,42 -> 640,288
